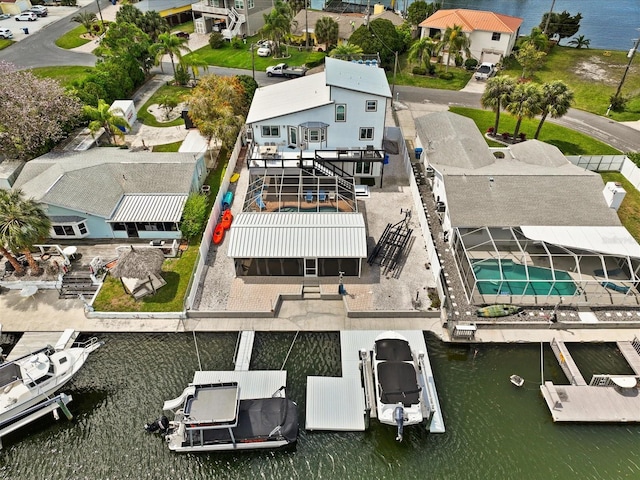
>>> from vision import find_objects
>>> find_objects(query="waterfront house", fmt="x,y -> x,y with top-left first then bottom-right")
419,9 -> 523,64
12,149 -> 206,240
190,0 -> 273,39
415,111 -> 640,307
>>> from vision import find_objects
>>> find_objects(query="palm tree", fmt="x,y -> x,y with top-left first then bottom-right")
261,1 -> 295,56
481,76 -> 517,135
408,37 -> 438,67
181,54 -> 209,82
152,32 -> 191,76
568,35 -> 590,49
505,83 -> 542,139
329,42 -> 363,59
437,24 -> 470,72
534,81 -> 574,139
72,12 -> 97,35
0,189 -> 51,276
83,99 -> 131,145
525,27 -> 549,51
314,17 -> 339,52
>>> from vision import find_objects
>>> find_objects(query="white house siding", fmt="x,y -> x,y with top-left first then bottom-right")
468,30 -> 517,63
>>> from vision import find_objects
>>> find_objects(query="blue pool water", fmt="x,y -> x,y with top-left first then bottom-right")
473,259 -> 577,296
277,206 -> 340,212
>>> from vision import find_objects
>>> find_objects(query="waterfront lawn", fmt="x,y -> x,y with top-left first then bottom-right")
450,106 -> 622,155
55,25 -> 91,49
501,46 -> 640,122
599,172 -> 640,242
29,66 -> 95,87
137,85 -> 191,128
394,54 -> 473,90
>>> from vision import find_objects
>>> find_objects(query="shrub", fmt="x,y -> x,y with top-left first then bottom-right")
412,66 -> 427,75
627,152 -> 640,167
426,62 -> 436,75
487,127 -> 495,134
427,288 -> 441,309
174,64 -> 191,86
519,132 -> 526,141
454,54 -> 463,67
438,72 -> 454,80
502,132 -> 510,140
60,0 -> 77,5
230,37 -> 243,49
609,94 -> 628,112
464,58 -> 478,70
209,32 -> 224,49
305,57 -> 325,69
180,193 -> 208,240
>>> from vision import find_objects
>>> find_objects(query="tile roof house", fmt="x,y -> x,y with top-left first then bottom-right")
419,9 -> 523,64
12,149 -> 206,240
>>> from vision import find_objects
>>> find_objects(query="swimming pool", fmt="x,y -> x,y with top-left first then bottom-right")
277,206 -> 340,212
472,259 -> 577,296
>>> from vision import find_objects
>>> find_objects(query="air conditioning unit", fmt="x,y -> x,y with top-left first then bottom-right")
436,201 -> 446,213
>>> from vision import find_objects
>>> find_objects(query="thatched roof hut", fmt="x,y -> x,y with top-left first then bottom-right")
111,246 -> 165,298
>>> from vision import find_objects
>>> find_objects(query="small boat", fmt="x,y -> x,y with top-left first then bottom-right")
476,304 -> 523,318
212,223 -> 225,245
510,375 -> 524,387
222,191 -> 234,210
220,209 -> 233,230
372,331 -> 429,442
0,337 -> 103,426
148,380 -> 298,453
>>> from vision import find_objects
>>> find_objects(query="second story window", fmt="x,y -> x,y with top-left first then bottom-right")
235,0 -> 244,9
491,32 -> 501,41
365,100 -> 377,112
336,104 -> 346,122
359,127 -> 374,141
261,126 -> 279,137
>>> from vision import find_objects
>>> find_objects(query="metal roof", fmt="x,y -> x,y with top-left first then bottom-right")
109,194 -> 187,223
325,57 -> 391,98
227,212 -> 367,258
192,371 -> 287,400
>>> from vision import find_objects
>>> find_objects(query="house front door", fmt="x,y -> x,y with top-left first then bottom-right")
304,258 -> 317,277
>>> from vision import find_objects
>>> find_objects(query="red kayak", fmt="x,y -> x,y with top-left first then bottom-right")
213,223 -> 225,245
221,209 -> 233,230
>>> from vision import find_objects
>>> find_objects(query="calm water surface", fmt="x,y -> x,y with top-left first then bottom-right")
1,332 -> 640,479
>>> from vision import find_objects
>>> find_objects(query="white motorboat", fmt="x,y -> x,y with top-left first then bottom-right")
372,331 -> 429,442
0,337 -> 103,426
150,380 -> 298,453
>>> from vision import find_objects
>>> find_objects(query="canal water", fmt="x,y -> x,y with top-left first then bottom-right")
2,332 -> 639,479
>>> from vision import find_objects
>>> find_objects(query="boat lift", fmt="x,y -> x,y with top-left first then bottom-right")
367,209 -> 413,275
0,393 -> 73,449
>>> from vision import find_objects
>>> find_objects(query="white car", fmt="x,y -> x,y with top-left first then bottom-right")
0,27 -> 12,39
29,5 -> 48,16
256,46 -> 271,57
15,12 -> 37,21
475,62 -> 496,80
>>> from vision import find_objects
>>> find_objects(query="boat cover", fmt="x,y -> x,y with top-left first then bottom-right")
197,398 -> 298,445
0,362 -> 22,388
375,338 -> 413,361
377,361 -> 420,406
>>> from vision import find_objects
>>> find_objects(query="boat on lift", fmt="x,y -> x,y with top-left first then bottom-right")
371,331 -> 430,442
0,337 -> 103,426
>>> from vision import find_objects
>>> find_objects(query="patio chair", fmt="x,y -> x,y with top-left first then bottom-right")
305,191 -> 313,202
319,190 -> 327,202
256,195 -> 266,210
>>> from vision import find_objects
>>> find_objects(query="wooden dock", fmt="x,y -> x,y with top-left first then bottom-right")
233,331 -> 255,371
6,330 -> 77,361
550,338 -> 587,386
617,339 -> 640,375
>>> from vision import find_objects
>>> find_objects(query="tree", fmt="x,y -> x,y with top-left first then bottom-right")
329,42 -> 364,59
71,11 -> 97,35
186,75 -> 246,163
349,19 -> 405,65
534,81 -> 574,139
408,36 -> 438,67
407,1 -> 428,27
0,62 -> 82,160
436,24 -> 470,72
152,32 -> 191,77
115,4 -> 169,42
539,10 -> 582,44
157,95 -> 178,120
179,193 -> 208,240
94,22 -> 153,76
315,17 -> 339,52
236,75 -> 259,116
524,27 -> 549,52
481,76 -> 516,135
181,54 -> 209,82
568,35 -> 590,49
0,189 -> 51,276
261,1 -> 295,56
505,83 -> 542,139
83,98 -> 130,145
514,42 -> 546,79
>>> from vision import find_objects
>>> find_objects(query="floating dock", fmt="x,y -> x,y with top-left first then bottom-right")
233,331 -> 255,371
305,330 -> 445,434
541,337 -> 640,423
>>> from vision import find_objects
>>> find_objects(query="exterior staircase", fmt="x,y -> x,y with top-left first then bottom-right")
59,269 -> 98,299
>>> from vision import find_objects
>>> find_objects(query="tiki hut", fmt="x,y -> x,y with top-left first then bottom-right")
110,246 -> 166,299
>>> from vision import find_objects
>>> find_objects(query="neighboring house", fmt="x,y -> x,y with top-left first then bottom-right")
290,7 -> 404,48
0,0 -> 30,15
419,9 -> 523,64
12,149 -> 206,240
134,0 -> 194,26
245,57 -> 391,186
415,111 -> 640,307
191,0 -> 272,39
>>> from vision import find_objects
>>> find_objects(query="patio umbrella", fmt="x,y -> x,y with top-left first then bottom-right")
110,246 -> 165,295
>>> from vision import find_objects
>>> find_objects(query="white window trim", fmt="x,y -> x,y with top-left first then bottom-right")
336,104 -> 346,122
51,221 -> 89,239
261,125 -> 280,137
359,127 -> 374,141
365,100 -> 377,112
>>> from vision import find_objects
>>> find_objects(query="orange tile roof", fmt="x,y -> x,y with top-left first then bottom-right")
419,9 -> 523,34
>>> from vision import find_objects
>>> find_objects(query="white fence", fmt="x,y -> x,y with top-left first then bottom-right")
567,154 -> 640,191
184,134 -> 243,310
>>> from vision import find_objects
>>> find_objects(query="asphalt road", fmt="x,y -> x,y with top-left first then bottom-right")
1,12 -> 638,153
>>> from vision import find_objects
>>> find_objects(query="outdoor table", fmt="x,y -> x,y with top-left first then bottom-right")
62,246 -> 78,260
611,377 -> 637,389
19,286 -> 38,299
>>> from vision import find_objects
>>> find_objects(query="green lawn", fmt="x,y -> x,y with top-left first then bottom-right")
600,172 -> 640,243
0,38 -> 13,50
137,85 -> 191,127
29,66 -> 95,87
152,141 -> 183,152
189,38 -> 325,71
449,106 -> 622,155
501,46 -> 640,121
55,24 -> 92,49
394,53 -> 473,90
171,21 -> 194,34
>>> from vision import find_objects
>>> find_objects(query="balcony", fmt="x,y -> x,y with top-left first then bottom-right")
191,2 -> 230,16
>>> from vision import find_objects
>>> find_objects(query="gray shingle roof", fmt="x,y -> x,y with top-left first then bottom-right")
13,149 -> 197,219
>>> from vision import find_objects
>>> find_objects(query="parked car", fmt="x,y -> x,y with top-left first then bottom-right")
0,13 -> 11,20
257,46 -> 271,57
29,5 -> 48,16
173,31 -> 189,39
0,27 -> 12,39
474,62 -> 496,80
15,12 -> 37,21
266,63 -> 308,78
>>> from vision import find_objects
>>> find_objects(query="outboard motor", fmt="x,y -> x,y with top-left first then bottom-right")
394,404 -> 405,442
145,415 -> 169,435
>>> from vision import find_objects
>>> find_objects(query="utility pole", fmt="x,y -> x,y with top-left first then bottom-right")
391,51 -> 398,107
543,0 -> 556,36
251,43 -> 255,80
608,32 -> 640,115
305,1 -> 309,49
96,0 -> 105,33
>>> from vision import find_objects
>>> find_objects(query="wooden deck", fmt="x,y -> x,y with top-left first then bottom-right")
617,341 -> 640,375
550,338 -> 587,386
6,330 -> 77,361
